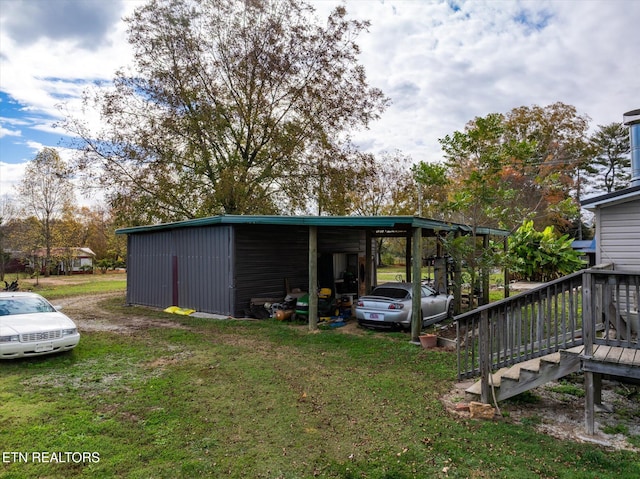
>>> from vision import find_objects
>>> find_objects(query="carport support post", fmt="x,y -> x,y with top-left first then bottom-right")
365,229 -> 373,294
453,230 -> 462,315
481,234 -> 490,306
410,226 -> 422,343
308,226 -> 318,331
503,237 -> 510,298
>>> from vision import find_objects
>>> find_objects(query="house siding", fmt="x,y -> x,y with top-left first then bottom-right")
597,198 -> 640,272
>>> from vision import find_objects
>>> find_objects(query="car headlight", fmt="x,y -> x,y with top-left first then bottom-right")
0,335 -> 20,343
62,328 -> 78,336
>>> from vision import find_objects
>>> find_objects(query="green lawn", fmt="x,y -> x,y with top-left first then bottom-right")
0,279 -> 638,478
12,272 -> 126,299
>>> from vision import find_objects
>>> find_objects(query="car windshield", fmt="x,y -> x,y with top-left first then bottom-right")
0,297 -> 56,316
370,287 -> 409,300
422,285 -> 436,296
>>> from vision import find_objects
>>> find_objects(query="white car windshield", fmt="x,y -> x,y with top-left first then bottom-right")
0,297 -> 56,316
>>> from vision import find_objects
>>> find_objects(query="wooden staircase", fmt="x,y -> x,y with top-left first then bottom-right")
465,346 -> 584,402
457,269 -> 639,415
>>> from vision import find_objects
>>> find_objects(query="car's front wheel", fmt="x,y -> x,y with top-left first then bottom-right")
446,301 -> 454,319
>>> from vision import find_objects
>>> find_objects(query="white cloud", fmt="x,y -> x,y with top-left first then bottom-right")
0,156 -> 102,209
0,0 -> 141,127
1,0 -> 638,200
1,0 -> 124,49
0,161 -> 26,198
0,126 -> 21,138
328,0 -> 640,163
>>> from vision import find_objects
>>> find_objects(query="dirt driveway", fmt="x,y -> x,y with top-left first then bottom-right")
56,292 -> 190,334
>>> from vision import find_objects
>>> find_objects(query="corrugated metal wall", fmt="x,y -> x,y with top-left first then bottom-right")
319,228 -> 366,253
126,223 -> 367,317
174,226 -> 234,315
232,225 -> 367,314
126,226 -> 235,315
234,224 -> 309,315
126,231 -> 173,308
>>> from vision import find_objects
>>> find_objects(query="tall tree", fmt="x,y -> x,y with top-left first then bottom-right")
343,150 -> 417,265
503,102 -> 593,232
348,150 -> 416,217
296,145 -> 376,216
434,113 -> 535,303
440,113 -> 535,230
76,206 -> 117,261
415,103 -> 593,234
63,0 -> 388,223
0,195 -> 16,281
412,161 -> 449,220
587,122 -> 631,194
18,148 -> 75,276
53,208 -> 86,275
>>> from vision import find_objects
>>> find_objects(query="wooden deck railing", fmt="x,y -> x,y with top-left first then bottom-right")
456,268 -> 640,384
582,269 -> 640,355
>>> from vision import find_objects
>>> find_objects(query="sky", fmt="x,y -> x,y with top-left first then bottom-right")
1,0 -> 639,207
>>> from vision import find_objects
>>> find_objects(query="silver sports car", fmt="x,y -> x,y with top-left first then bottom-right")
356,282 -> 453,330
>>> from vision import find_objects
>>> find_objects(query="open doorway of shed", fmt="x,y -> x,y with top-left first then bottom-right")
318,253 -> 361,298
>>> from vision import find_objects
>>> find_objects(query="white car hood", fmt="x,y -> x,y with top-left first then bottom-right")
0,312 -> 77,335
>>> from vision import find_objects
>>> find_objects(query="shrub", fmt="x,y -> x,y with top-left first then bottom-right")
96,258 -> 114,274
507,220 -> 585,282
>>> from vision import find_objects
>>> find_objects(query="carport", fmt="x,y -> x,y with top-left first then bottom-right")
116,215 -> 508,342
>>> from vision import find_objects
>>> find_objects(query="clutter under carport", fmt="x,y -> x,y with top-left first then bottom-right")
249,288 -> 354,328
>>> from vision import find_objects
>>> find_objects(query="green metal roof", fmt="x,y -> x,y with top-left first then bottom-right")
115,215 -> 509,237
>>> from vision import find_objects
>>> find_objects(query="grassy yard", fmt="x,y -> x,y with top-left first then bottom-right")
1,278 -> 638,478
7,272 -> 127,300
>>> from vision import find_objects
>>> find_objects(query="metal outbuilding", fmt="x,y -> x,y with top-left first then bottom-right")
116,215 -> 508,340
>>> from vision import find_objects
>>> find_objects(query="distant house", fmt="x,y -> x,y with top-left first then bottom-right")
32,247 -> 96,274
2,250 -> 26,274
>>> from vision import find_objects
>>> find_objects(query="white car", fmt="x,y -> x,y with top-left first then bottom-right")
0,292 -> 80,359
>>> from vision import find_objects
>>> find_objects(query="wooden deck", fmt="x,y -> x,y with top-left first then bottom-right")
565,344 -> 640,379
567,343 -> 640,434
456,268 -> 640,435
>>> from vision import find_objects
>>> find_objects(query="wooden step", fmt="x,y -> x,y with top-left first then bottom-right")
465,350 -> 582,402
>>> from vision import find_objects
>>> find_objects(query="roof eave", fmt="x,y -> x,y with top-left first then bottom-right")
581,185 -> 640,210
115,215 -> 509,237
